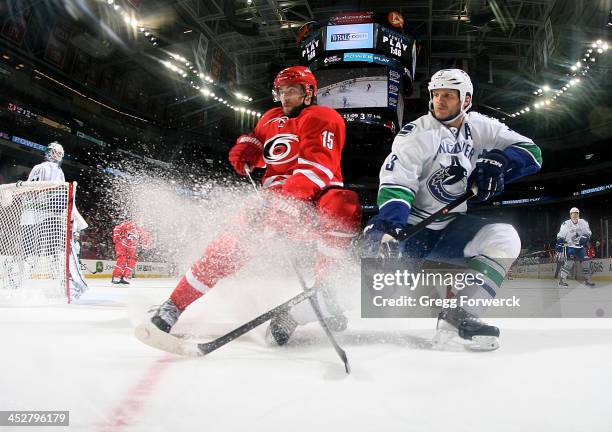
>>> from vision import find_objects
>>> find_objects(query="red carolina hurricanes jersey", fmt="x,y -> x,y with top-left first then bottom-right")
252,104 -> 346,201
112,221 -> 151,249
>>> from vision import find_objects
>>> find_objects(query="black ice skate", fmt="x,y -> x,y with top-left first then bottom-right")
111,277 -> 121,284
150,299 -> 182,333
119,277 -> 130,285
265,310 -> 348,346
584,280 -> 595,287
435,307 -> 500,351
266,311 -> 298,346
558,278 -> 569,287
134,299 -> 188,355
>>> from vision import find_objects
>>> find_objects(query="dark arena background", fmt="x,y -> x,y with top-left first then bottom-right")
0,1 -> 611,431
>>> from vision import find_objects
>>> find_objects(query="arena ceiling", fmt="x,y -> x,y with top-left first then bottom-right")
167,0 -> 609,111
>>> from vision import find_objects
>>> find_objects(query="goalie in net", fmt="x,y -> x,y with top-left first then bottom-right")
0,142 -> 88,302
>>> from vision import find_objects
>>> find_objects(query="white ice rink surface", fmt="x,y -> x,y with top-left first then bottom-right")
2,276 -> 612,432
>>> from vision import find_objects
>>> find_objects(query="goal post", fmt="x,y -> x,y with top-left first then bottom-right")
0,181 -> 75,303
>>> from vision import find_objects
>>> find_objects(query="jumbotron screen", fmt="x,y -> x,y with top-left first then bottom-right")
315,67 -> 388,109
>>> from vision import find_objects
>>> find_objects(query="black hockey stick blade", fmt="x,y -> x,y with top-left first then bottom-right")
196,287 -> 317,355
395,186 -> 476,242
290,259 -> 351,374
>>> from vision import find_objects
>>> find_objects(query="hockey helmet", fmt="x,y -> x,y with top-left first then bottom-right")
46,141 -> 64,162
272,66 -> 317,102
569,207 -> 580,215
428,68 -> 473,117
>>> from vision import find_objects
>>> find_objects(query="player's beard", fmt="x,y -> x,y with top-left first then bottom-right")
283,99 -> 308,117
434,105 -> 462,122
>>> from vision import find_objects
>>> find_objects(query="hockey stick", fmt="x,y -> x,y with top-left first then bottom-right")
245,166 -> 351,374
135,288 -> 317,356
395,185 -> 477,242
196,287 -> 317,355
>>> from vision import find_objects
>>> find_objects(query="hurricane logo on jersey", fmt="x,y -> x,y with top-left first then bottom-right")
263,134 -> 299,165
265,116 -> 289,128
427,155 -> 469,203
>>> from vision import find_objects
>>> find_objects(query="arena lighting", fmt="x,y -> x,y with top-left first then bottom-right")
542,85 -> 550,92
105,0 -> 256,113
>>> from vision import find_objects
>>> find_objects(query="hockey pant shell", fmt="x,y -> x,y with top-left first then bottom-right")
170,188 -> 362,312
401,214 -> 521,317
559,247 -> 591,281
113,244 -> 138,279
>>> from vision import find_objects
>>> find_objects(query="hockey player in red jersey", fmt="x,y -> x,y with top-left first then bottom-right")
111,220 -> 151,284
141,66 -> 361,346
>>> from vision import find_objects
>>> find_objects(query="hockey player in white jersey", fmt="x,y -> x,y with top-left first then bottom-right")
556,207 -> 594,287
363,69 -> 542,350
27,142 -> 66,182
25,142 -> 89,300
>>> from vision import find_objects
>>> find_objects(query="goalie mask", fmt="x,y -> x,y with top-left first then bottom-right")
428,69 -> 473,124
45,142 -> 64,163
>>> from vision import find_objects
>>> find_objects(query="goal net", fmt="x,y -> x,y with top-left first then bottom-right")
0,181 -> 74,303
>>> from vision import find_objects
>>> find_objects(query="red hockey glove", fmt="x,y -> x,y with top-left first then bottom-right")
228,134 -> 263,176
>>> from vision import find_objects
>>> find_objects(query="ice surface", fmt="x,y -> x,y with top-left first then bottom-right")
1,276 -> 611,432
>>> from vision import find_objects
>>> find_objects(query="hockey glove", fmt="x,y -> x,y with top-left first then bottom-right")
229,134 -> 263,176
362,216 -> 404,259
555,237 -> 565,253
578,235 -> 589,247
473,149 -> 510,202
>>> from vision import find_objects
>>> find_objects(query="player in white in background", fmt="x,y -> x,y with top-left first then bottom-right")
556,207 -> 594,287
27,142 -> 65,182
363,69 -> 542,350
25,142 -> 89,300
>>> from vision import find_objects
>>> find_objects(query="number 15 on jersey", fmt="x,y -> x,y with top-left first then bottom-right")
321,131 -> 334,149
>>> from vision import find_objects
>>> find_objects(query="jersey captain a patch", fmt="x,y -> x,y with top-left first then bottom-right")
263,133 -> 299,165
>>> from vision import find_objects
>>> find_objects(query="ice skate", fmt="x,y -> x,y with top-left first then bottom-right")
434,307 -> 500,351
134,299 -> 188,355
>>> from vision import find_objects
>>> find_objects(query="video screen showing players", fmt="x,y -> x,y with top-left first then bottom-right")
315,67 -> 388,109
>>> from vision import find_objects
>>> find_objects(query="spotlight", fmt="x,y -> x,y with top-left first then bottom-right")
543,85 -> 550,92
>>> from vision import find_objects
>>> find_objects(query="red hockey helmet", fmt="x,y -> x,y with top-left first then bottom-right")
272,66 -> 317,101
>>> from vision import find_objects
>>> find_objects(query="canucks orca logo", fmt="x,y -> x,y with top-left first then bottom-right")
263,134 -> 299,165
427,156 -> 468,203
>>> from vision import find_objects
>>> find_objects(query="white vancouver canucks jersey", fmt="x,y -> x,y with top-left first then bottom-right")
378,111 -> 541,230
557,219 -> 591,248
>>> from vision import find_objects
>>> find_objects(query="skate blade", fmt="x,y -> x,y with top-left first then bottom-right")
468,335 -> 500,351
134,322 -> 199,356
433,329 -> 500,352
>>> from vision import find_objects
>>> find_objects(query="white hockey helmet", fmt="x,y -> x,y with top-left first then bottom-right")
428,68 -> 473,123
569,207 -> 580,215
46,142 -> 64,162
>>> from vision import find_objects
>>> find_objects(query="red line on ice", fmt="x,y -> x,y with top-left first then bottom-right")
97,354 -> 173,432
